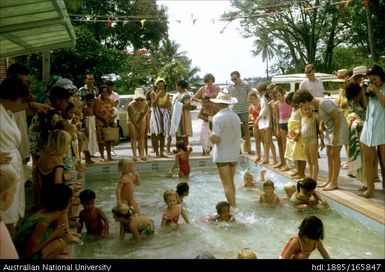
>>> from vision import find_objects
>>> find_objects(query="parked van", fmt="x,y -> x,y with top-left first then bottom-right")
117,94 -> 134,139
271,73 -> 339,97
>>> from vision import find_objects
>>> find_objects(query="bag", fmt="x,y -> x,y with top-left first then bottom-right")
102,127 -> 119,144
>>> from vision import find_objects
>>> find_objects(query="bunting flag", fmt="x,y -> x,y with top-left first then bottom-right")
140,19 -> 146,28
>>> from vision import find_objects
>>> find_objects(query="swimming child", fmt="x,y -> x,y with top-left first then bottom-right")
284,177 -> 326,210
237,248 -> 257,259
242,171 -> 258,188
207,201 -> 236,223
176,182 -> 189,204
12,184 -> 73,259
116,158 -> 140,213
78,189 -> 109,238
0,170 -> 18,259
258,180 -> 280,205
112,203 -> 155,241
168,142 -> 193,179
161,189 -> 190,229
280,215 -> 330,259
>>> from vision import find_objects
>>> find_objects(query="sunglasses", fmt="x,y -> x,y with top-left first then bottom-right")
305,70 -> 313,74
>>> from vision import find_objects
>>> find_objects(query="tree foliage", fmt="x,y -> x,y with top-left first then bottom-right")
224,0 -> 385,75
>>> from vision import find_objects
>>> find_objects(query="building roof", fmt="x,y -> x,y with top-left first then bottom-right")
0,0 -> 76,58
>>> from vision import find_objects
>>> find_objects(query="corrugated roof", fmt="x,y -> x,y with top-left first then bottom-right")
0,0 -> 75,58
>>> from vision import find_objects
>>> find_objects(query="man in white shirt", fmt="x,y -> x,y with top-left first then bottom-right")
209,93 -> 241,207
299,64 -> 325,98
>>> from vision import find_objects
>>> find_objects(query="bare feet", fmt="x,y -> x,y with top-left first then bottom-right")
261,159 -> 269,164
317,182 -> 329,188
358,186 -> 367,192
323,185 -> 338,191
289,171 -> 298,177
280,166 -> 290,172
132,156 -> 137,161
292,174 -> 304,180
359,190 -> 373,198
160,154 -> 168,158
141,157 -> 147,161
273,163 -> 283,169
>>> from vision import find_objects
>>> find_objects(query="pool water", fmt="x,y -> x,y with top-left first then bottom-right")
73,166 -> 385,259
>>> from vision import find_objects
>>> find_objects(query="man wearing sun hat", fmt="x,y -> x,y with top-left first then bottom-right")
209,92 -> 241,208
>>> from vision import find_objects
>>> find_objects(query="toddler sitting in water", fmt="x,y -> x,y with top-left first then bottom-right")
242,171 -> 258,188
284,177 -> 326,210
161,190 -> 190,229
112,203 -> 154,241
206,201 -> 236,223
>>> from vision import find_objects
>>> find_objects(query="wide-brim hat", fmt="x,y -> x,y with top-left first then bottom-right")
331,69 -> 348,82
210,92 -> 238,105
133,87 -> 146,100
348,66 -> 367,81
53,78 -> 77,90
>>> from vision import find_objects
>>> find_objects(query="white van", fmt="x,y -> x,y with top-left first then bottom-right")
117,94 -> 134,139
271,73 -> 339,97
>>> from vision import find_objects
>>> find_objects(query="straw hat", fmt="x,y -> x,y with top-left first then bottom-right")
133,88 -> 146,100
155,77 -> 166,86
331,69 -> 348,82
210,92 -> 238,105
348,66 -> 367,80
113,203 -> 131,214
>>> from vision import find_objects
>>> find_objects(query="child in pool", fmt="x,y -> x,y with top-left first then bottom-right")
207,201 -> 236,223
161,190 -> 190,229
176,182 -> 189,204
242,171 -> 258,188
0,170 -> 19,259
78,189 -> 109,238
280,215 -> 330,259
116,158 -> 140,213
112,203 -> 154,241
168,142 -> 193,179
237,248 -> 257,259
284,177 -> 326,210
12,184 -> 73,259
258,180 -> 280,205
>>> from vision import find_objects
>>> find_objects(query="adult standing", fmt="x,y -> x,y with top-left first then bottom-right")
359,65 -> 385,197
209,93 -> 240,207
174,80 -> 193,146
192,73 -> 219,112
299,64 -> 325,98
94,85 -> 115,161
0,78 -> 30,235
150,78 -> 171,158
293,90 -> 349,191
127,88 -> 149,161
228,71 -> 252,154
78,72 -> 98,101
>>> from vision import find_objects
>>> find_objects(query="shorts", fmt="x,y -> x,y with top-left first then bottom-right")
279,123 -> 288,131
237,112 -> 249,123
141,219 -> 155,236
216,162 -> 238,167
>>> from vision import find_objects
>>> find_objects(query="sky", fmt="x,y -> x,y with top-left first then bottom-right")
157,0 -> 266,84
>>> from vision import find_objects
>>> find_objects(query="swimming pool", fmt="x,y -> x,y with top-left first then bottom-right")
73,162 -> 385,259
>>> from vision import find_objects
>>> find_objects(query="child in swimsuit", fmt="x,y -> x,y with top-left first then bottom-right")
242,170 -> 258,188
116,158 -> 140,213
284,177 -> 326,210
258,180 -> 280,205
176,182 -> 189,204
168,142 -> 193,179
112,203 -> 154,241
206,201 -> 236,223
161,190 -> 189,229
280,215 -> 330,259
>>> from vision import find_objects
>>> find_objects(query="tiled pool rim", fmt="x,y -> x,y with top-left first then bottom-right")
85,157 -> 384,236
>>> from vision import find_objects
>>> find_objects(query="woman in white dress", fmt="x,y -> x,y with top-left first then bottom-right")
0,78 -> 30,235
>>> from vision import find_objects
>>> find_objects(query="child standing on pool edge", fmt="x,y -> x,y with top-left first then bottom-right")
168,142 -> 193,179
280,215 -> 330,259
116,159 -> 140,213
161,189 -> 189,229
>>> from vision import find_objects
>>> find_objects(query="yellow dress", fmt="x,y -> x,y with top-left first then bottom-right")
284,109 -> 306,161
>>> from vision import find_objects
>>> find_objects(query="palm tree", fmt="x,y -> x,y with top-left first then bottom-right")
251,30 -> 277,78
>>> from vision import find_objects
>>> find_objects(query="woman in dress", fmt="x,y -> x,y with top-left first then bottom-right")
127,88 -> 149,161
174,80 -> 193,146
94,85 -> 116,161
0,78 -> 30,235
192,73 -> 219,112
150,78 -> 171,158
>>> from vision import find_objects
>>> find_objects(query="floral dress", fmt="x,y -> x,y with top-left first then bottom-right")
176,93 -> 193,137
